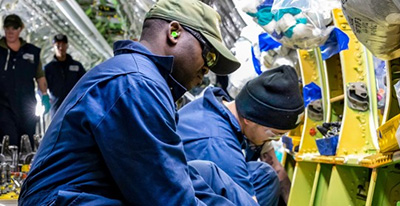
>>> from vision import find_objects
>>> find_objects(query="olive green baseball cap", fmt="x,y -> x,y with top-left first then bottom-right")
145,0 -> 241,75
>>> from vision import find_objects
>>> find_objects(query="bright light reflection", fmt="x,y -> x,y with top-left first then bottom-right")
35,94 -> 44,117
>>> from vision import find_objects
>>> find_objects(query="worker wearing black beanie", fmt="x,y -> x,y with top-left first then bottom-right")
176,65 -> 305,206
236,65 -> 304,130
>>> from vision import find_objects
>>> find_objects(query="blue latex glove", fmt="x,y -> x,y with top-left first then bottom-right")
41,94 -> 51,114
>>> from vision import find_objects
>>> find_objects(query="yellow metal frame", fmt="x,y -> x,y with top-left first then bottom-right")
289,8 -> 400,206
377,113 -> 400,153
296,49 -> 328,161
323,53 -> 343,122
332,8 -> 378,163
0,192 -> 19,200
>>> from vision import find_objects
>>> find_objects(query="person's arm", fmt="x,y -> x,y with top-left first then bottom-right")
36,60 -> 48,94
36,77 -> 48,94
208,139 -> 258,198
37,76 -> 51,114
93,76 -> 206,205
78,62 -> 86,78
260,147 -> 291,204
177,126 -> 257,198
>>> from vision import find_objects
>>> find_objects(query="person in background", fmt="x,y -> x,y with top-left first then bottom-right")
44,34 -> 86,117
18,0 -> 259,205
0,14 -> 50,149
177,65 -> 305,206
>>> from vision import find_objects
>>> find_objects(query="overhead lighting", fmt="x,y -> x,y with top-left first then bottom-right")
53,0 -> 113,60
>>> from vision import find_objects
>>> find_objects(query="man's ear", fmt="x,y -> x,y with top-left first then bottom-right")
243,118 -> 257,127
243,118 -> 251,126
168,21 -> 181,44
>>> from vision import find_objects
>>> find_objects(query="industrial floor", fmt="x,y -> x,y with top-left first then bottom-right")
0,200 -> 17,206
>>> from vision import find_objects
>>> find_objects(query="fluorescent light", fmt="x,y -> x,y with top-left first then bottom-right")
53,0 -> 113,59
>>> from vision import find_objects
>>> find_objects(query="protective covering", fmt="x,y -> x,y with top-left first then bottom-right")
341,0 -> 400,60
227,26 -> 300,98
243,0 -> 340,49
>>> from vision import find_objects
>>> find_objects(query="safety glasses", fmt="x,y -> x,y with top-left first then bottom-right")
265,129 -> 288,140
183,26 -> 218,68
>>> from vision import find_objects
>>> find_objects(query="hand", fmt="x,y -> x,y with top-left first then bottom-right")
41,94 -> 51,114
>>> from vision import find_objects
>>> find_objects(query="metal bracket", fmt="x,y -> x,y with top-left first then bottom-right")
347,82 -> 369,111
308,99 -> 323,121
20,135 -> 35,165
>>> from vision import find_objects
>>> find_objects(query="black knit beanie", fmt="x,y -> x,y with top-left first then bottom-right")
236,65 -> 304,130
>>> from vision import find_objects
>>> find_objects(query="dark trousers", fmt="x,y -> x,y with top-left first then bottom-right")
0,105 -> 37,149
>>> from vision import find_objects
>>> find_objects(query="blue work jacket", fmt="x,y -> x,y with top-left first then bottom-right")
44,54 -> 86,116
19,41 -> 209,206
177,87 -> 256,197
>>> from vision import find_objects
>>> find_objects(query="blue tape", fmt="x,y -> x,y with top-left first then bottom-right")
320,28 -> 349,60
303,82 -> 322,107
257,0 -> 274,10
258,33 -> 281,52
251,46 -> 262,75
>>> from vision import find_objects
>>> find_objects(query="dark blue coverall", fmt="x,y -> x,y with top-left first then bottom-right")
44,54 -> 86,117
177,87 -> 281,206
18,40 -> 257,206
0,37 -> 42,146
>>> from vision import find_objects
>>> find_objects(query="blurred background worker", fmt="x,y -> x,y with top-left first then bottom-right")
44,34 -> 86,118
0,14 -> 49,148
177,65 -> 305,206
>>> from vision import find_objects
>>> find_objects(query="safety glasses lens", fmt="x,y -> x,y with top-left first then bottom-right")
205,51 -> 217,68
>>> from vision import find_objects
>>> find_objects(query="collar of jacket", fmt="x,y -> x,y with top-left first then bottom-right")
203,87 -> 244,143
113,40 -> 186,101
0,37 -> 27,49
52,53 -> 73,62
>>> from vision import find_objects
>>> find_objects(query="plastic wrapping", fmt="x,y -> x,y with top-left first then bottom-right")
228,31 -> 299,98
320,28 -> 349,60
260,46 -> 298,69
374,57 -> 386,110
271,139 -> 284,162
258,32 -> 282,52
227,38 -> 259,98
228,26 -> 301,98
342,0 -> 400,60
303,82 -> 322,107
244,0 -> 338,49
395,80 -> 400,109
255,33 -> 299,71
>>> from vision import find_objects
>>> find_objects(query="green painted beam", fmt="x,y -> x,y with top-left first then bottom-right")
372,163 -> 400,206
313,164 -> 333,206
326,165 -> 371,206
288,162 -> 318,206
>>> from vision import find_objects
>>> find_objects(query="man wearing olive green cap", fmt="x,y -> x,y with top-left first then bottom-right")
19,0 -> 257,206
